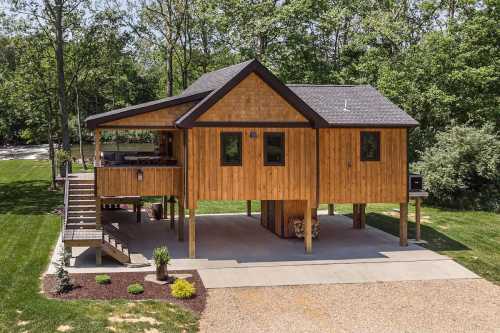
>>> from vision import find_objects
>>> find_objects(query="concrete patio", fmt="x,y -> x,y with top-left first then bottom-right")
48,208 -> 478,288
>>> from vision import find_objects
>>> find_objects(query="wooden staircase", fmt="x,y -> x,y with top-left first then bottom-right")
63,173 -> 132,265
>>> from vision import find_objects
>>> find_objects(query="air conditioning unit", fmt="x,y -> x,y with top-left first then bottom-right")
409,173 -> 423,192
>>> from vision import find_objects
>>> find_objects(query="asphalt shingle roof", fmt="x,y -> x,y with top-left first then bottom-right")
85,59 -> 418,128
287,84 -> 418,127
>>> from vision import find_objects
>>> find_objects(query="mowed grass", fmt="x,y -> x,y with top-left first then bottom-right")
0,160 -> 198,333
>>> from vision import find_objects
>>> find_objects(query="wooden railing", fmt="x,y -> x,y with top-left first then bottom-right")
95,165 -> 183,197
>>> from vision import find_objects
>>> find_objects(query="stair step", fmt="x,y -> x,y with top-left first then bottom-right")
69,189 -> 94,194
69,184 -> 94,189
68,179 -> 94,184
69,205 -> 95,211
69,194 -> 95,199
68,216 -> 96,222
65,222 -> 97,229
69,199 -> 96,206
68,210 -> 96,217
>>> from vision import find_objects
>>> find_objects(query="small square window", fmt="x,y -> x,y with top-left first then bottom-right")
361,132 -> 380,161
264,132 -> 285,166
220,132 -> 242,166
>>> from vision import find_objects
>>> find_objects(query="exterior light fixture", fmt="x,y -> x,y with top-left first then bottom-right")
250,131 -> 257,138
137,169 -> 144,181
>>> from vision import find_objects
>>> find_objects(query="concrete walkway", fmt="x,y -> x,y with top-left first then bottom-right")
48,211 -> 478,287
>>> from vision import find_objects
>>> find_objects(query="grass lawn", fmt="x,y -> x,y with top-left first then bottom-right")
0,160 -> 198,333
0,160 -> 498,332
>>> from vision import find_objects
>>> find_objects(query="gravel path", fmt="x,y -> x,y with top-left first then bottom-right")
200,279 -> 500,333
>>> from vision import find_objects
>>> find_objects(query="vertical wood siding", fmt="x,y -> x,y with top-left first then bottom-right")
96,166 -> 183,197
187,127 -> 317,207
319,128 -> 408,203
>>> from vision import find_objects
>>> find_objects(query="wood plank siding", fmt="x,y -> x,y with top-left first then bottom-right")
319,128 -> 408,203
197,73 -> 308,123
100,102 -> 195,128
96,166 -> 183,197
187,127 -> 317,208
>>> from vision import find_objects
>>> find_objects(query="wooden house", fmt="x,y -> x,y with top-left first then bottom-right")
65,59 -> 417,264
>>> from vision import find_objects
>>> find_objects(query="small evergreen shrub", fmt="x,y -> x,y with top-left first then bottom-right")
95,274 -> 111,285
52,251 -> 73,294
171,279 -> 196,299
127,283 -> 144,294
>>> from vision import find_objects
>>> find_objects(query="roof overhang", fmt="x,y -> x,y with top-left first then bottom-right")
85,91 -> 209,130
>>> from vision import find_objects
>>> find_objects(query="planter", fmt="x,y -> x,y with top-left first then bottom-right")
156,265 -> 167,281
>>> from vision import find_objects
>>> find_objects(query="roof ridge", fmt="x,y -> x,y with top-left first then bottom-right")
201,59 -> 254,76
287,84 -> 371,87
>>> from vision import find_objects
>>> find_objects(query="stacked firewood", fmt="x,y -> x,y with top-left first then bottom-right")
291,217 -> 320,239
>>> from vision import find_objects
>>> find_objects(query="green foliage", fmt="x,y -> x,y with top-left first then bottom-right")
55,149 -> 71,163
153,246 -> 170,268
171,279 -> 196,299
52,251 -> 73,294
95,274 -> 111,285
414,125 -> 500,211
127,283 -> 144,294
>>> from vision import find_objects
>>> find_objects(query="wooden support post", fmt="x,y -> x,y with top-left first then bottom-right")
415,198 -> 421,241
304,201 -> 312,254
246,200 -> 252,217
136,201 -> 142,223
162,196 -> 167,219
178,200 -> 185,241
189,208 -> 196,258
95,129 -> 101,166
328,204 -> 334,216
400,202 -> 408,246
96,197 -> 102,229
352,204 -> 360,229
64,245 -> 72,266
95,247 -> 102,266
170,196 -> 175,230
360,204 -> 366,229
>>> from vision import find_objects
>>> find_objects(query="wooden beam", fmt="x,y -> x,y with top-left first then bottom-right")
136,201 -> 142,223
304,201 -> 312,254
353,204 -> 361,229
96,197 -> 102,229
328,204 -> 334,216
400,202 -> 408,246
170,196 -> 175,230
360,203 -> 366,229
246,200 -> 252,217
95,247 -> 102,266
415,198 -> 421,241
189,208 -> 196,258
162,196 -> 167,219
178,200 -> 185,241
95,129 -> 101,166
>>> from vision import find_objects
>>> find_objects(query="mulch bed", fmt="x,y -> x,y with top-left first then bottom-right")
43,270 -> 206,314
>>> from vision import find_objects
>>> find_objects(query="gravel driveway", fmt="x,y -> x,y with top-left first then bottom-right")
200,279 -> 500,333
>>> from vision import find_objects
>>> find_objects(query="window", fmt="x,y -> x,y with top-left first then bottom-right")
220,132 -> 242,166
264,132 -> 285,166
360,131 -> 380,161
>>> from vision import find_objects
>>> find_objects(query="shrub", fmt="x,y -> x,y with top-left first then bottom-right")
153,246 -> 170,267
52,251 -> 73,294
171,279 -> 196,299
414,124 -> 500,211
95,274 -> 111,285
127,283 -> 144,294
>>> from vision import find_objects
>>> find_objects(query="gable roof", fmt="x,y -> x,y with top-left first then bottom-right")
175,59 -> 329,128
85,91 -> 208,129
288,85 -> 418,127
85,59 -> 418,129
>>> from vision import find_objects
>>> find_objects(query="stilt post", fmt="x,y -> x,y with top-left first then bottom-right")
360,203 -> 366,229
304,201 -> 312,254
415,198 -> 421,241
400,202 -> 408,246
95,247 -> 102,266
189,207 -> 196,258
170,196 -> 175,230
178,200 -> 185,241
328,204 -> 334,216
246,200 -> 252,217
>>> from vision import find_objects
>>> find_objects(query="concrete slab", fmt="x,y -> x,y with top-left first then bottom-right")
47,210 -> 479,288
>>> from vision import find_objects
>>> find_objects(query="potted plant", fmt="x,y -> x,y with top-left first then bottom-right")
56,149 -> 72,177
153,246 -> 170,281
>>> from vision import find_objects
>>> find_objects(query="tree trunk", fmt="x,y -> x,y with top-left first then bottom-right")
167,47 -> 174,97
47,98 -> 56,189
75,85 -> 87,169
54,0 -> 69,154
